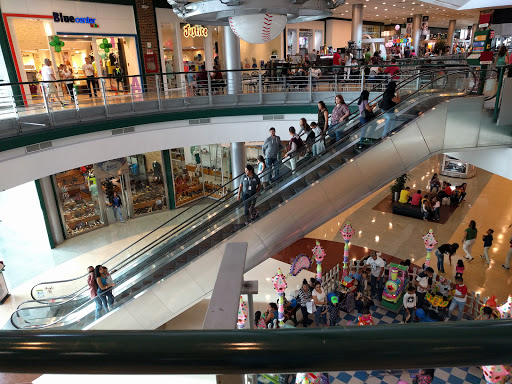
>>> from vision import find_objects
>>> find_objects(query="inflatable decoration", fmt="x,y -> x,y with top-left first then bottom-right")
237,295 -> 248,329
482,365 -> 509,383
295,373 -> 325,384
290,254 -> 312,277
312,241 -> 326,282
357,313 -> 374,326
422,228 -> 438,267
340,221 -> 355,278
382,263 -> 408,304
272,268 -> 287,327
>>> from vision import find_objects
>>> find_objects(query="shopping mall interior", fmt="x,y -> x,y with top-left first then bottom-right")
0,0 -> 512,383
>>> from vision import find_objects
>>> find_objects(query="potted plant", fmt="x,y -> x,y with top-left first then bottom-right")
390,173 -> 410,202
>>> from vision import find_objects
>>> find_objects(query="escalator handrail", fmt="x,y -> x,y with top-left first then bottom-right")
11,68 -> 477,329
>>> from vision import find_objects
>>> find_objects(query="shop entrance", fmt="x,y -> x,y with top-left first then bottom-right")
94,158 -> 130,224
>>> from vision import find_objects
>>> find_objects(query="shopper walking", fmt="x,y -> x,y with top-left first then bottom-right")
108,191 -> 125,223
237,164 -> 261,225
462,220 -> 477,261
379,81 -> 400,138
262,127 -> 282,182
83,57 -> 98,97
481,229 -> 494,265
501,225 -> 512,270
59,64 -> 75,102
435,243 -> 459,273
87,266 -> 103,320
41,58 -> 66,107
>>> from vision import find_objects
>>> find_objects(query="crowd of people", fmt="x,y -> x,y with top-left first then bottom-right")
398,173 -> 468,221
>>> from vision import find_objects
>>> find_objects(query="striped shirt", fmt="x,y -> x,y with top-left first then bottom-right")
298,286 -> 312,307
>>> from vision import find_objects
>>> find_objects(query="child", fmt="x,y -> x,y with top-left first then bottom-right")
327,295 -> 341,326
481,229 -> 494,265
349,266 -> 362,283
357,307 -> 374,326
436,277 -> 451,297
254,311 -> 267,329
359,270 -> 370,296
455,259 -> 465,279
402,285 -> 417,323
412,369 -> 435,384
432,197 -> 441,221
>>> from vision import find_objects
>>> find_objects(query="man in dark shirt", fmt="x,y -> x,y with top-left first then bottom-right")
109,191 -> 125,223
237,164 -> 261,224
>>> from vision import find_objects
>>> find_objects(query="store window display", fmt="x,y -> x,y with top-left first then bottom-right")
171,147 -> 205,207
127,151 -> 168,216
54,166 -> 104,237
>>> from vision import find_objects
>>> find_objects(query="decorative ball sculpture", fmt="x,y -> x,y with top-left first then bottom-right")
422,228 -> 437,267
340,221 -> 355,278
272,268 -> 288,327
229,14 -> 287,44
312,241 -> 326,282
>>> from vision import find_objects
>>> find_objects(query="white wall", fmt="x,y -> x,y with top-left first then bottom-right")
326,19 -> 352,50
0,114 -> 316,191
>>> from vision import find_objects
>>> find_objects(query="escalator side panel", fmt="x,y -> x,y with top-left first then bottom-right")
416,101 -> 448,153
389,121 -> 432,169
445,96 -> 484,149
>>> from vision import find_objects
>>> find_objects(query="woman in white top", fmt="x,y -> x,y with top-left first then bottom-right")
41,58 -> 66,107
312,281 -> 327,327
59,64 -> 75,102
310,121 -> 325,156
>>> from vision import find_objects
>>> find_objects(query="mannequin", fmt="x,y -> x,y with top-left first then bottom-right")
153,161 -> 162,182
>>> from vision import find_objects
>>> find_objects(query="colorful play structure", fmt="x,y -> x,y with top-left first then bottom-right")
381,263 -> 408,312
340,222 -> 355,278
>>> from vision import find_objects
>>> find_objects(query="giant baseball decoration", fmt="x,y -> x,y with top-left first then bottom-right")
229,14 -> 287,44
340,221 -> 355,278
422,228 -> 437,268
312,241 -> 326,282
272,268 -> 288,327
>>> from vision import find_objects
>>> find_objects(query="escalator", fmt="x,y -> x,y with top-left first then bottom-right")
12,66 -> 506,330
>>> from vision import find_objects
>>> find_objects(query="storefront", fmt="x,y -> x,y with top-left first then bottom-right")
1,0 -> 142,104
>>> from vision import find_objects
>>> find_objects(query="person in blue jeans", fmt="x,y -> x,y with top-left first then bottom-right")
445,276 -> 467,321
109,191 -> 125,223
312,281 -> 327,326
379,81 -> 400,138
327,94 -> 350,143
365,251 -> 386,300
87,266 -> 103,320
262,127 -> 282,182
435,243 -> 459,273
95,265 -> 115,313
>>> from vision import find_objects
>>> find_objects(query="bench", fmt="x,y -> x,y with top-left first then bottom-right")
392,202 -> 424,219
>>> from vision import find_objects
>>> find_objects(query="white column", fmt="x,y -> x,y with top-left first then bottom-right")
230,142 -> 246,189
223,26 -> 241,95
412,14 -> 422,56
351,4 -> 363,59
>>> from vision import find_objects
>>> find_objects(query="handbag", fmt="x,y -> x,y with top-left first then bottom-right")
361,107 -> 375,120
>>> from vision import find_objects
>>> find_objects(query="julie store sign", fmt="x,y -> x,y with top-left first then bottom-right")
52,12 -> 99,28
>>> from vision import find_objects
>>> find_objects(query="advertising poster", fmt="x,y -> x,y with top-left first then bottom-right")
406,17 -> 413,36
422,16 -> 429,35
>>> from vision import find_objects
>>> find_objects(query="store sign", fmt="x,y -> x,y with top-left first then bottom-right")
52,12 -> 99,28
183,24 -> 208,38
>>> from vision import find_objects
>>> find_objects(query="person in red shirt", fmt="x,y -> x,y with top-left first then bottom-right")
384,57 -> 400,80
410,190 -> 423,206
333,49 -> 342,70
445,276 -> 467,321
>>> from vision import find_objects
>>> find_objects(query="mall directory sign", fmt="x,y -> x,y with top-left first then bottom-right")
467,30 -> 491,66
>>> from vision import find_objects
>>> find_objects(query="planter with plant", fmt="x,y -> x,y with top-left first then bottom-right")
390,173 -> 410,201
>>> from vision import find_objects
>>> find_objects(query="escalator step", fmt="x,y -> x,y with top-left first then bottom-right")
316,169 -> 329,178
327,162 -> 338,171
305,177 -> 317,186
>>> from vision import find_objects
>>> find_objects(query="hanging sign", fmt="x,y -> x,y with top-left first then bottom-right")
421,16 -> 429,36
406,17 -> 413,36
183,24 -> 208,38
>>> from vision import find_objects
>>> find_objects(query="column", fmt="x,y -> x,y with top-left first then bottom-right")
412,14 -> 422,57
135,0 -> 160,90
470,23 -> 479,46
36,177 -> 64,247
230,142 -> 246,189
351,4 -> 363,60
223,26 -> 241,95
447,20 -> 456,54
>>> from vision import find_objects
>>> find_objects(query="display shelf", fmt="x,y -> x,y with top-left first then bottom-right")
66,214 -> 101,229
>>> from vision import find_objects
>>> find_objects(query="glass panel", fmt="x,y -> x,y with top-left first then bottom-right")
128,151 -> 168,216
54,166 -> 105,238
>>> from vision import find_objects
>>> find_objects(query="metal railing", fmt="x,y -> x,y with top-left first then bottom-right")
0,322 -> 511,374
0,62 -> 468,139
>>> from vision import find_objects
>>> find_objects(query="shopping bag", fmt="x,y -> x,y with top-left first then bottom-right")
306,301 -> 316,314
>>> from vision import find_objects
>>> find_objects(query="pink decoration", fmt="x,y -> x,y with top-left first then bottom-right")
340,221 -> 355,241
272,268 -> 287,293
340,222 -> 355,278
483,365 -> 509,383
237,296 -> 248,329
312,241 -> 326,263
290,254 -> 312,276
422,229 -> 438,251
